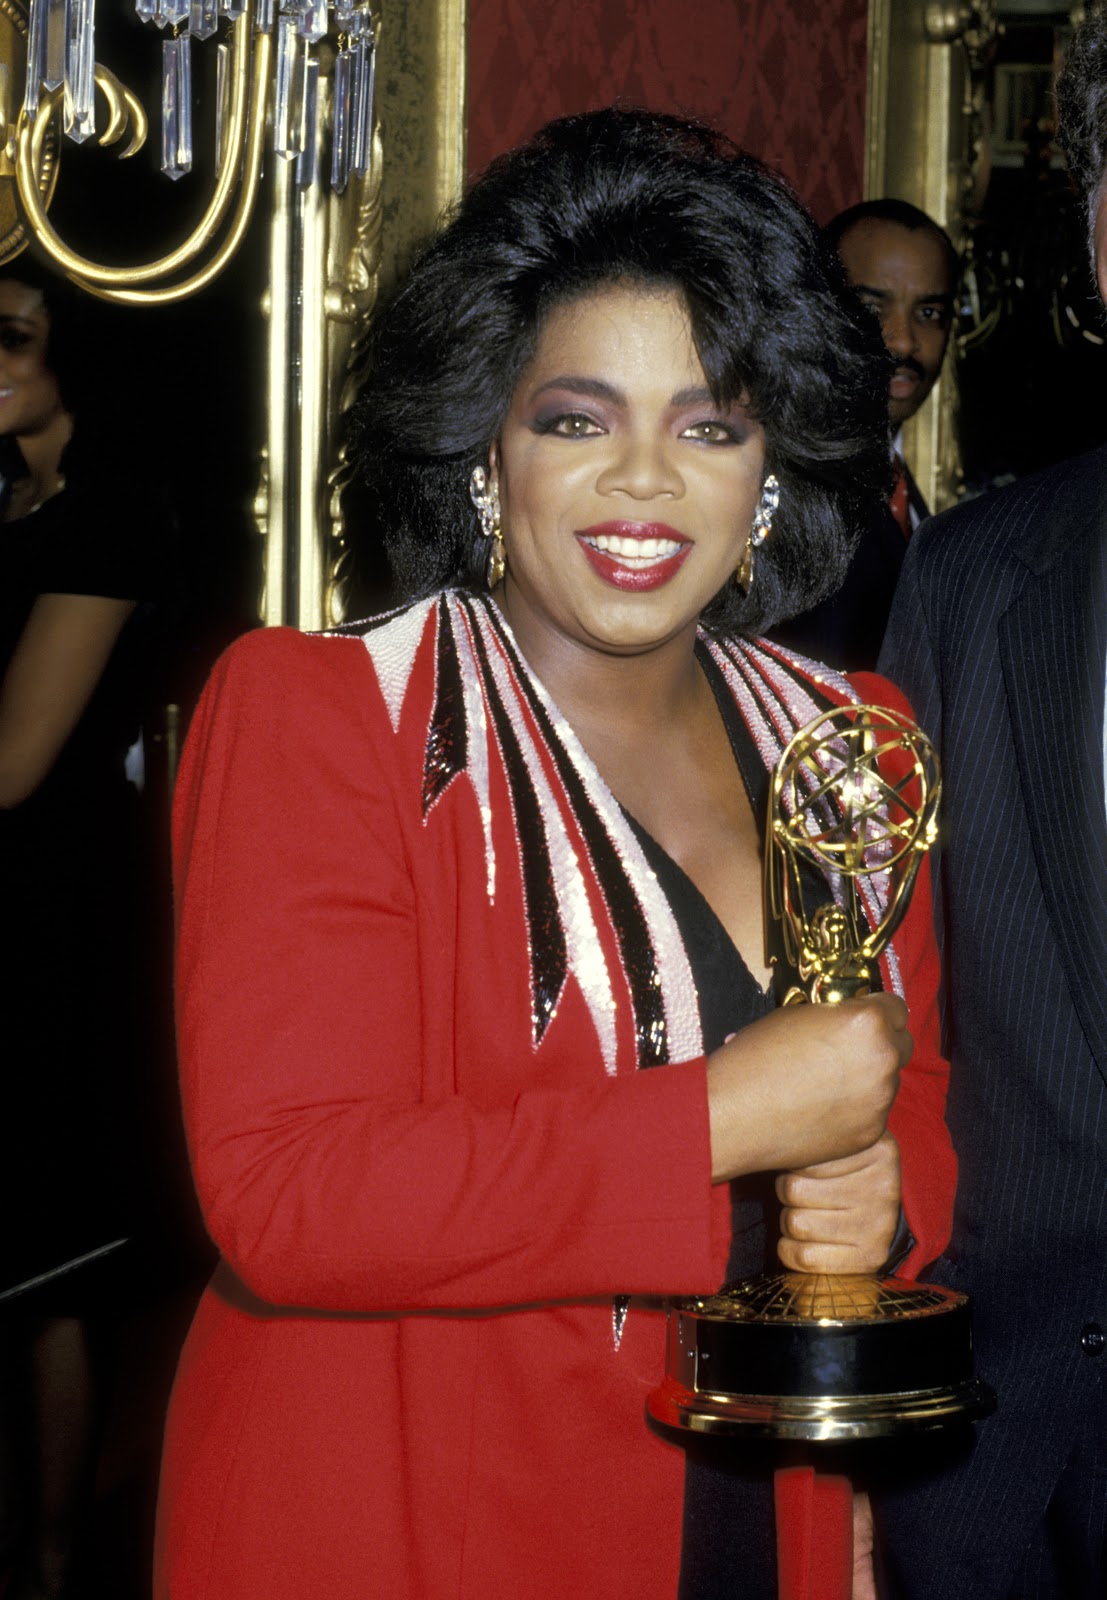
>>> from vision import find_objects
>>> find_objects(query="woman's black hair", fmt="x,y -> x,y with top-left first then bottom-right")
0,256 -> 94,418
1057,9 -> 1107,216
350,107 -> 890,634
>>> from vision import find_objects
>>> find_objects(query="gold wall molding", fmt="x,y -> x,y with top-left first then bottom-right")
866,0 -> 997,510
0,0 -> 58,264
261,0 -> 468,629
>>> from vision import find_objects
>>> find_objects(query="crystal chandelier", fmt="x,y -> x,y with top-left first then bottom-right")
16,0 -> 378,302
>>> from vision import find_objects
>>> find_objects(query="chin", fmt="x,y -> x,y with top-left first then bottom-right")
578,599 -> 705,655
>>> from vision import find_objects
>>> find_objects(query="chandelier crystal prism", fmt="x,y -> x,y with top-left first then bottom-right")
17,0 -> 379,300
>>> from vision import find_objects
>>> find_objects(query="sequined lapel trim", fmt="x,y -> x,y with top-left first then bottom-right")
352,595 -> 905,1068
476,599 -> 702,1069
350,592 -> 705,1071
360,594 -> 436,733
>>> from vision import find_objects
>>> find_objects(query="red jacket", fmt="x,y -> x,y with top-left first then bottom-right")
156,595 -> 954,1599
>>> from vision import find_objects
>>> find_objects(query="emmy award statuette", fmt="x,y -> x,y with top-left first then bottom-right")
647,704 -> 993,1598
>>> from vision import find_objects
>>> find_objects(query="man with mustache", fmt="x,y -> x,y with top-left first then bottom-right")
771,199 -> 955,670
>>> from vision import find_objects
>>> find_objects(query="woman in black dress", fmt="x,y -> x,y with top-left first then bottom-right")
0,265 -> 167,1599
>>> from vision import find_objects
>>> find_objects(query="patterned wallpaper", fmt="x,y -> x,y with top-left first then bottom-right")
467,0 -> 869,223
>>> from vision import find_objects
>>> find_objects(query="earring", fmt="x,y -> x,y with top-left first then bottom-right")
469,464 -> 505,588
735,473 -> 780,594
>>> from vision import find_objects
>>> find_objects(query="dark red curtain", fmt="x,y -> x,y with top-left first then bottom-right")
467,0 -> 868,222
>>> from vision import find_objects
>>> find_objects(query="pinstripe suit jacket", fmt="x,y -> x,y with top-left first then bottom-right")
876,447 -> 1107,1596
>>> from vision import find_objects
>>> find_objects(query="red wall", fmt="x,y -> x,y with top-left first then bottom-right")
467,0 -> 869,223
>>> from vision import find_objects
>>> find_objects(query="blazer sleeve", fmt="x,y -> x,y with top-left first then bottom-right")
850,668 -> 955,1278
173,627 -> 730,1313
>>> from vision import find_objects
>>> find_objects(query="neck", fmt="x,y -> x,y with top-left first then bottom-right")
13,410 -> 74,508
494,585 -> 706,739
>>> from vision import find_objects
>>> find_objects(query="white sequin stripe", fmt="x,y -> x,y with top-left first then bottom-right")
741,637 -> 848,729
359,595 -> 437,733
448,597 -> 497,903
752,646 -> 905,1000
754,637 -> 855,702
485,613 -> 703,1067
703,643 -> 838,888
879,935 -> 904,1001
733,642 -> 895,925
476,616 -> 619,1072
749,643 -> 898,927
702,636 -> 792,788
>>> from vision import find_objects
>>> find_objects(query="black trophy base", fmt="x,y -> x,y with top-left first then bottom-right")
647,1272 -> 996,1443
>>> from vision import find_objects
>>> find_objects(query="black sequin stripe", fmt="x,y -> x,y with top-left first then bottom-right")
422,601 -> 468,814
473,600 -> 671,1068
463,606 -> 567,1048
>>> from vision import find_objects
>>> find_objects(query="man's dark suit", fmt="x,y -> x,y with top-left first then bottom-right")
875,447 -> 1107,1596
770,467 -> 927,672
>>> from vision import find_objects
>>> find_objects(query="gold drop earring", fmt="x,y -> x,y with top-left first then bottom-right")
469,465 -> 506,589
736,473 -> 780,594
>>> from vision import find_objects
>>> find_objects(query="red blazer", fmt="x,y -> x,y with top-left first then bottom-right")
155,594 -> 953,1599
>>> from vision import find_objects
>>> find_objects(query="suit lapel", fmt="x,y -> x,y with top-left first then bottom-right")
999,504 -> 1107,1082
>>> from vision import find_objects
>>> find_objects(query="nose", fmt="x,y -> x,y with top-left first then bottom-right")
595,433 -> 682,501
881,305 -> 917,360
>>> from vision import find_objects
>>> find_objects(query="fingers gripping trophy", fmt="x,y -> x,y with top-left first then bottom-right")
648,705 -> 993,1599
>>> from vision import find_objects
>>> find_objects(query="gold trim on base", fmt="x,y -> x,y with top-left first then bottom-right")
648,1375 -> 995,1443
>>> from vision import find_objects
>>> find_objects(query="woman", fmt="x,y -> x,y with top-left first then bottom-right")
0,267 -> 166,1596
157,110 -> 954,1598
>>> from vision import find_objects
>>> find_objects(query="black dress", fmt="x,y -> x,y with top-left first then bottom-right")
0,447 -> 165,1308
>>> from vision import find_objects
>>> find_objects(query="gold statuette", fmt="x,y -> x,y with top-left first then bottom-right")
649,703 -> 993,1443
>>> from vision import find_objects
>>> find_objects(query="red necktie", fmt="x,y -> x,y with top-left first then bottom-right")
889,454 -> 911,540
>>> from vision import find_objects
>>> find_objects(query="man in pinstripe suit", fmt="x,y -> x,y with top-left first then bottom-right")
874,18 -> 1107,1596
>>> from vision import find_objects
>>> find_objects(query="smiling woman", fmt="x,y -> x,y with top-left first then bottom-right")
492,286 -> 766,664
157,110 -> 956,1600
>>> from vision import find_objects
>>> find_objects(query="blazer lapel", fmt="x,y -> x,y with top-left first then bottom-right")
999,502 -> 1107,1082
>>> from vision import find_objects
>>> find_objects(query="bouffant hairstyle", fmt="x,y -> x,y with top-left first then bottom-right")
350,107 -> 890,635
1057,8 -> 1107,219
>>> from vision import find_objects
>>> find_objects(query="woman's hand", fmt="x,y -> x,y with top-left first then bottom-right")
705,994 -> 911,1183
776,1130 -> 901,1274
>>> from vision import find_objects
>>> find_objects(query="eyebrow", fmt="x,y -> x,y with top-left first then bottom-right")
529,376 -> 731,409
0,313 -> 36,327
853,284 -> 954,307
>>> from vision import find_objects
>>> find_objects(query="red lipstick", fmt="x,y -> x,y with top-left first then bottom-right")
574,521 -> 692,593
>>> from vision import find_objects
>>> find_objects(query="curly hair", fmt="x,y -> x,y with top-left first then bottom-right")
1056,7 -> 1107,220
349,107 -> 890,635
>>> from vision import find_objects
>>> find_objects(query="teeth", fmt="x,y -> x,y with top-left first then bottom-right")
590,534 -> 682,561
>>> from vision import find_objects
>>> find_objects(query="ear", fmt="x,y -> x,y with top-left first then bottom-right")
488,439 -> 500,490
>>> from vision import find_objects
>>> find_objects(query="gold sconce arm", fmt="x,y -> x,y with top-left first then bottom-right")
14,15 -> 270,304
91,63 -> 147,158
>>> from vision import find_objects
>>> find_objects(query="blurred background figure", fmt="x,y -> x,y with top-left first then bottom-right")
771,200 -> 955,671
0,262 -> 183,1600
